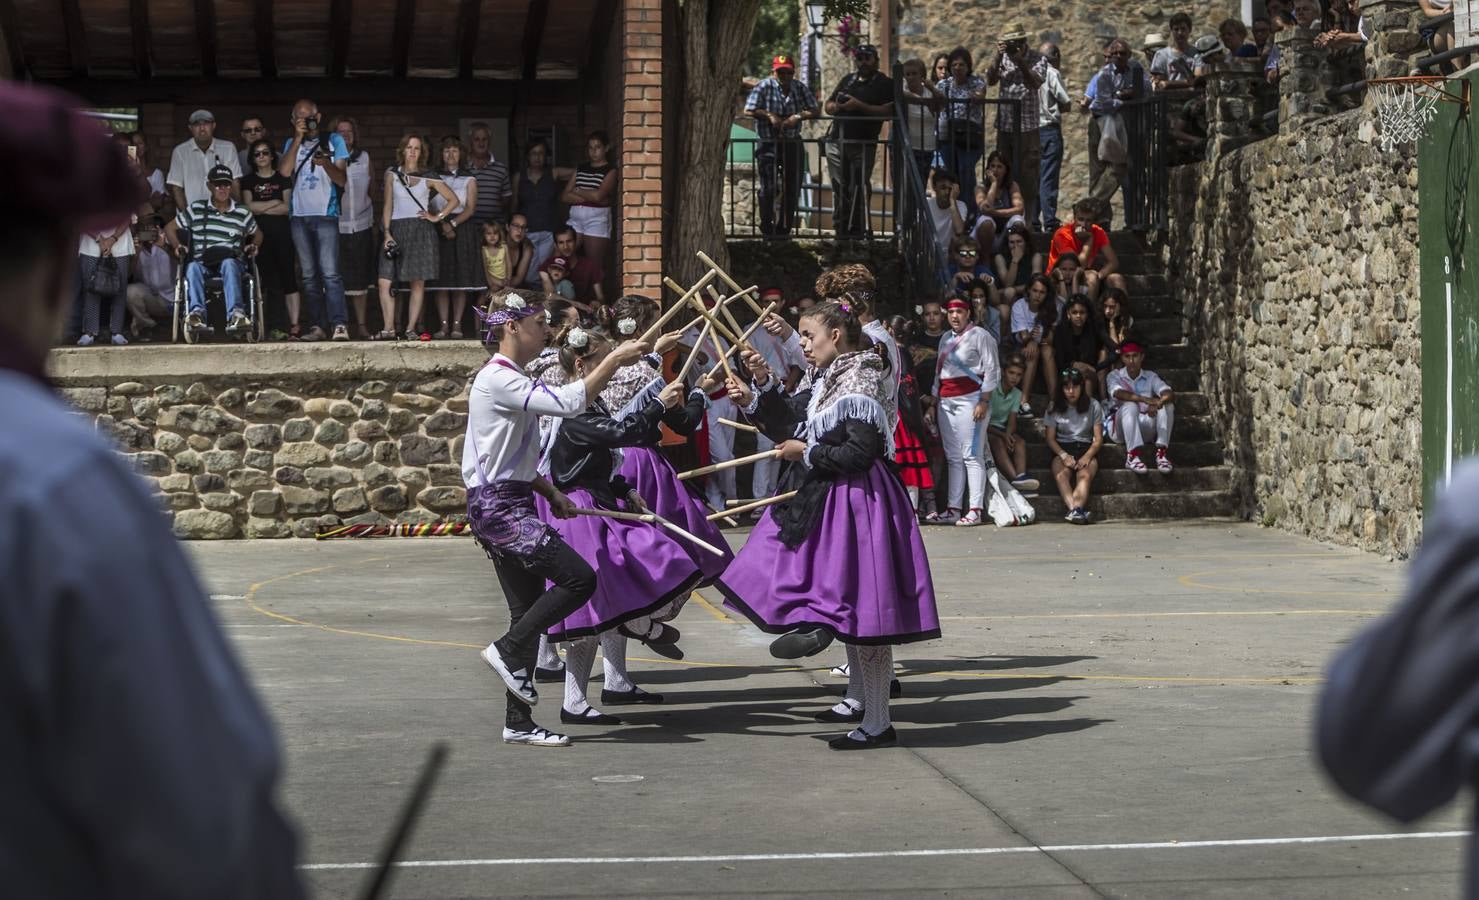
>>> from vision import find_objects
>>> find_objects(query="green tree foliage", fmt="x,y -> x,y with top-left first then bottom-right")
746,0 -> 800,77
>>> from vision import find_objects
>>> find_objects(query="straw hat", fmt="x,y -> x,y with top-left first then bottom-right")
1143,32 -> 1168,51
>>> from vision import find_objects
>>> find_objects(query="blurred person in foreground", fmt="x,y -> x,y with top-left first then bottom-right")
0,82 -> 305,899
1318,462 -> 1479,897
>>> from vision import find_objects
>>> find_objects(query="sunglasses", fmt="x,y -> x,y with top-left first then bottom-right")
957,249 -> 978,257
1059,368 -> 1086,381
252,150 -> 272,157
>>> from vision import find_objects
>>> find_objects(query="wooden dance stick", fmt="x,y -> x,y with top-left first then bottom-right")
648,511 -> 728,557
706,284 -> 750,341
572,507 -> 656,523
673,319 -> 713,385
682,299 -> 739,381
664,276 -> 747,346
640,270 -> 717,343
718,417 -> 758,433
705,490 -> 799,522
677,446 -> 784,481
704,301 -> 779,381
696,251 -> 769,318
683,293 -> 746,346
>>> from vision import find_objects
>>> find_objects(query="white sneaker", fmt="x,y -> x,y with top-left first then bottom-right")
830,663 -> 850,678
76,334 -> 95,347
110,333 -> 128,346
954,508 -> 983,527
481,646 -> 538,706
502,725 -> 571,747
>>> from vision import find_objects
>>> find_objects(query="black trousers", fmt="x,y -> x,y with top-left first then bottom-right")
757,138 -> 804,236
828,137 -> 877,238
490,533 -> 596,726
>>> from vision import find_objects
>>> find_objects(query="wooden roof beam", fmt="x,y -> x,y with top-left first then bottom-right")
129,0 -> 152,78
391,0 -> 415,79
254,0 -> 276,78
521,0 -> 549,81
327,0 -> 351,78
582,0 -> 618,80
456,0 -> 481,80
195,0 -> 217,77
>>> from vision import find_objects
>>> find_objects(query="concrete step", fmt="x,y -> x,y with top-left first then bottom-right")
1127,317 -> 1183,345
1025,439 -> 1223,469
1025,489 -> 1238,523
1022,413 -> 1218,443
1124,294 -> 1178,317
1007,465 -> 1231,496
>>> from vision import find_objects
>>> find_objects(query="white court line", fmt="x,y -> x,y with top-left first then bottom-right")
299,830 -> 1469,870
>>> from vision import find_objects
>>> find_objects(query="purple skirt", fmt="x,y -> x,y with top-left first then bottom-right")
535,488 -> 703,642
716,460 -> 940,645
619,445 -> 734,584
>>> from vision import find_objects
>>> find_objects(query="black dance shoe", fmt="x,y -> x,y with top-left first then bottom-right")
561,707 -> 623,726
768,627 -> 834,659
617,621 -> 685,660
891,678 -> 903,699
828,726 -> 898,750
601,686 -> 665,705
535,664 -> 567,684
814,704 -> 865,724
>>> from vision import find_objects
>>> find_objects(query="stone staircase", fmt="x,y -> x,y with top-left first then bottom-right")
1018,232 -> 1237,522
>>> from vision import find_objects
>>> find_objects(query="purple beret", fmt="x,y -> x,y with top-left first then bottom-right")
0,82 -> 145,233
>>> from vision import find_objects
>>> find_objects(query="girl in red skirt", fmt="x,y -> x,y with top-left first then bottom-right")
887,315 -> 935,512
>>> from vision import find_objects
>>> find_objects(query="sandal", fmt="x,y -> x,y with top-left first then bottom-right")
450,328 -> 464,340
287,324 -> 301,342
354,322 -> 370,341
372,329 -> 397,341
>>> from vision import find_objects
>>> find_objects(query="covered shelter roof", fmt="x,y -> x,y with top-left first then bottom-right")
0,0 -> 620,103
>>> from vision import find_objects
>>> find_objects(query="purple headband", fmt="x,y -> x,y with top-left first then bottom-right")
473,294 -> 544,341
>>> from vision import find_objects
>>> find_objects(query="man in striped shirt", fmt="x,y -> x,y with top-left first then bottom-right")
467,123 -> 513,225
166,165 -> 262,332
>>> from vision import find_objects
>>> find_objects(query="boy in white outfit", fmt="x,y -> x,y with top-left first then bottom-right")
1106,340 -> 1174,473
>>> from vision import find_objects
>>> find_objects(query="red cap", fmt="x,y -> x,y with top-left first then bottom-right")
1119,341 -> 1144,354
772,55 -> 796,71
943,298 -> 972,312
760,288 -> 784,300
548,256 -> 570,270
0,83 -> 144,234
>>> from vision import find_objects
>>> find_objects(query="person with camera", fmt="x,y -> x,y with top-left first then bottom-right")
375,134 -> 461,341
165,165 -> 262,334
986,23 -> 1048,232
277,98 -> 350,342
824,43 -> 894,239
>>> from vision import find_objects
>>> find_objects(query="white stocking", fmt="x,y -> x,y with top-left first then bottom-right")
537,634 -> 562,671
857,645 -> 894,736
599,630 -> 635,692
831,643 -> 864,716
563,637 -> 597,714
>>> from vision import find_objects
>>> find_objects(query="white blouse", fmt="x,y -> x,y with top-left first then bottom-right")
462,353 -> 588,488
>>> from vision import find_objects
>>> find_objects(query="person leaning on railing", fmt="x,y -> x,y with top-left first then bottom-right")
744,54 -> 819,237
900,58 -> 943,182
935,47 -> 989,219
824,43 -> 894,239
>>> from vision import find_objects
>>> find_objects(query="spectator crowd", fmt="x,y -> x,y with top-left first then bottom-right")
68,99 -> 616,347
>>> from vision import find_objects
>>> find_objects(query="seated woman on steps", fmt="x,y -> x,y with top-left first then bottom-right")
1044,367 -> 1104,525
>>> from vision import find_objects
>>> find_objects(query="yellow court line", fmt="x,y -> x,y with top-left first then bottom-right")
944,608 -> 1383,621
1177,568 -> 1397,596
689,590 -> 735,623
911,669 -> 1324,686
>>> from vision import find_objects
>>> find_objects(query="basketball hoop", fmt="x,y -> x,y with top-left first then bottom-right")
1368,76 -> 1471,153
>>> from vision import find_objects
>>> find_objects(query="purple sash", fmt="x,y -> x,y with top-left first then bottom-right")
467,480 -> 553,559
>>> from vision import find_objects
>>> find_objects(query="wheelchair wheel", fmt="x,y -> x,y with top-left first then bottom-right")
248,259 -> 264,343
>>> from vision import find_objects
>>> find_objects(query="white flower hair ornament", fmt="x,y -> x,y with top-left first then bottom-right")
505,293 -> 527,311
914,305 -> 924,315
566,327 -> 590,350
617,317 -> 637,335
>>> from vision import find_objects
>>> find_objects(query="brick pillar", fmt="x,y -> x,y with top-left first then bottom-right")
620,0 -> 664,297
1277,28 -> 1331,127
1360,0 -> 1428,81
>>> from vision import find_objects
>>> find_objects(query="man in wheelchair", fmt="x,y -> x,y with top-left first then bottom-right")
165,164 -> 262,332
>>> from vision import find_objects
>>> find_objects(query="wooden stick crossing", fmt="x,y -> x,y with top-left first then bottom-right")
697,251 -> 768,318
677,447 -> 783,481
639,269 -> 717,343
706,490 -> 798,522
705,300 -> 779,381
673,319 -> 713,384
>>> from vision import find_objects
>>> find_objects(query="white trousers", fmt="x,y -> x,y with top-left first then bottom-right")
1116,403 -> 1174,453
937,393 -> 989,512
751,431 -> 777,500
705,396 -> 737,508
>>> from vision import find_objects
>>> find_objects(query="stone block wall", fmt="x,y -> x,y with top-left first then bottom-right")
1166,109 -> 1422,557
51,343 -> 491,540
895,0 -> 1241,208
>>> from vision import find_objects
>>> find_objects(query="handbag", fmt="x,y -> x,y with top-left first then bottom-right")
87,254 -> 122,295
1098,112 -> 1128,165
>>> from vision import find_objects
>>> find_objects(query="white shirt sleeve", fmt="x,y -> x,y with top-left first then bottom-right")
1147,371 -> 1172,397
974,329 -> 1000,394
1010,299 -> 1035,336
1107,368 -> 1133,403
487,366 -> 588,417
165,144 -> 185,189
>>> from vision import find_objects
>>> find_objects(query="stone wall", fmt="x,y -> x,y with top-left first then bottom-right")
51,344 -> 491,539
896,0 -> 1242,207
1166,109 -> 1423,557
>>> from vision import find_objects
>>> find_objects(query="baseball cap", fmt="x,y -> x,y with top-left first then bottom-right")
207,164 -> 234,185
772,55 -> 796,71
0,82 -> 144,234
188,109 -> 216,124
548,256 -> 570,270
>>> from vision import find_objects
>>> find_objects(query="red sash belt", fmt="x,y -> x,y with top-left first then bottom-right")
938,376 -> 980,398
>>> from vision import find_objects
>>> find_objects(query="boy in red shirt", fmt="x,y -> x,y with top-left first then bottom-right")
1048,198 -> 1128,302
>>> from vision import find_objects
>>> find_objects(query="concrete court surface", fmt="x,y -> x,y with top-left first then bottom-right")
195,520 -> 1468,899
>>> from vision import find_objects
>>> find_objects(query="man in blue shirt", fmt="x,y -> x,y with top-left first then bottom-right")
1085,39 -> 1147,224
278,98 -> 351,341
0,81 -> 304,900
745,54 -> 818,236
